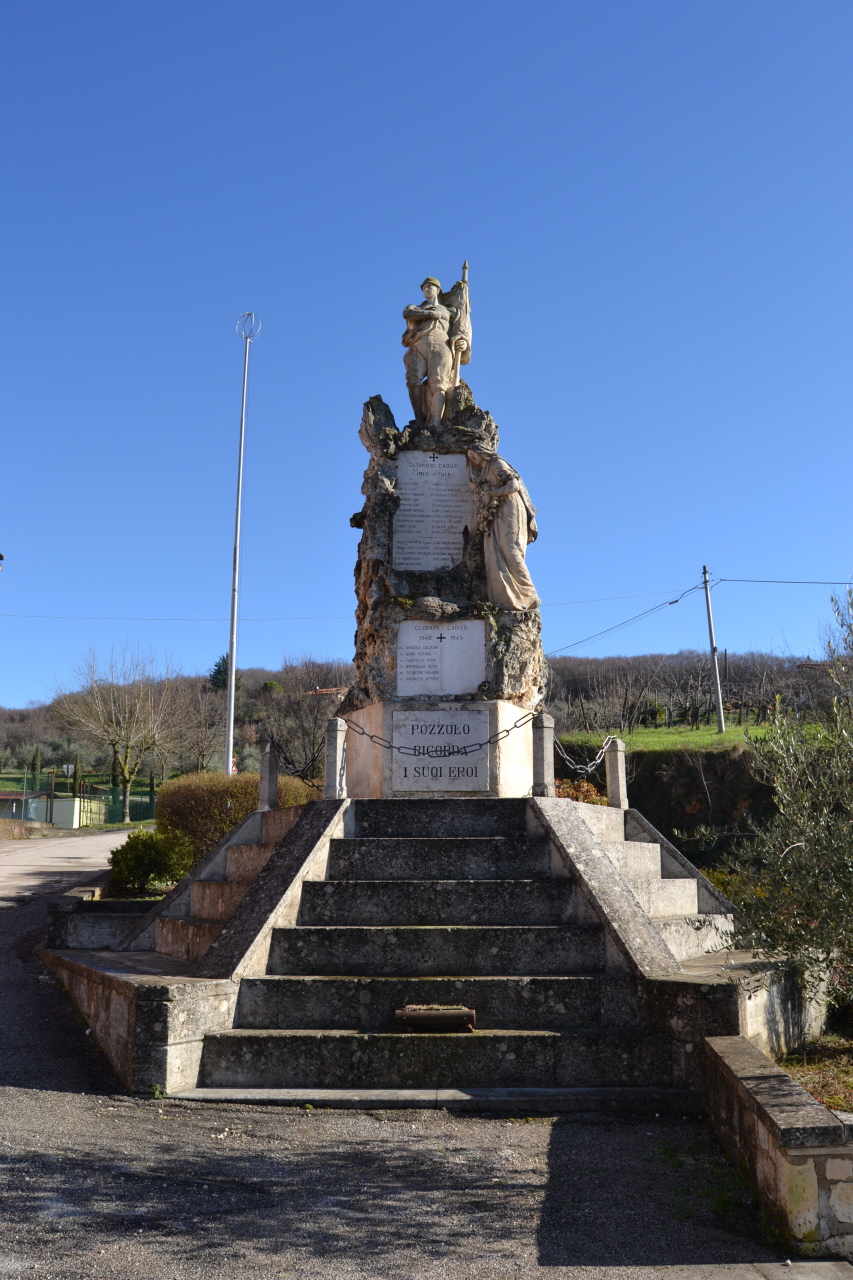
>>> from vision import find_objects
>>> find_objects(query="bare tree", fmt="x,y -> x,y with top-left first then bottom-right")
55,648 -> 183,821
258,656 -> 354,782
546,649 -> 829,735
174,677 -> 226,773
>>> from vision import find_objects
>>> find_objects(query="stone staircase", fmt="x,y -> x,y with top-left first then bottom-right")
188,798 -> 728,1099
153,809 -> 295,965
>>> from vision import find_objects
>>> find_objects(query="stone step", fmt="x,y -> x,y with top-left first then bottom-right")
658,913 -> 733,961
199,1026 -> 672,1090
598,839 -> 662,879
567,802 -> 626,842
236,973 -> 635,1031
190,879 -> 251,922
154,917 -> 222,963
261,808 -> 303,843
267,924 -> 605,977
626,877 -> 699,919
298,879 -> 578,927
171,1084 -> 703,1114
350,798 -> 528,839
225,842 -> 276,882
327,836 -> 552,881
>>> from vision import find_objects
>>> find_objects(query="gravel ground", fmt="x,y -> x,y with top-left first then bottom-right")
0,854 -> 818,1280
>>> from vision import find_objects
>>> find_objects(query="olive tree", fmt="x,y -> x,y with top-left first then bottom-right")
720,593 -> 853,1002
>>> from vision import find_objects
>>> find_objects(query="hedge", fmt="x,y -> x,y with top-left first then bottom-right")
155,772 -> 313,862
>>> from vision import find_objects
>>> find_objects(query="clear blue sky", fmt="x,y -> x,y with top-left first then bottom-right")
2,1 -> 851,706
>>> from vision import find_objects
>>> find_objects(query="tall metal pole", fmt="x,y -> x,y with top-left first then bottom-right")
225,313 -> 261,773
703,565 -> 726,734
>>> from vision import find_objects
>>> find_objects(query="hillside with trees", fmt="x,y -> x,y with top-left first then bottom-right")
0,653 -> 355,810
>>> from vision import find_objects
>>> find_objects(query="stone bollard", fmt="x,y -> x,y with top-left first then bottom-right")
532,712 -> 556,798
605,738 -> 628,809
324,718 -> 347,800
258,741 -> 279,811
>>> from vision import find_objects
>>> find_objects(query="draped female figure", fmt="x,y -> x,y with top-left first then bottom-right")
465,445 -> 539,611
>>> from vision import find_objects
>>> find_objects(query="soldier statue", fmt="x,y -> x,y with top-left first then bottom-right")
402,266 -> 471,428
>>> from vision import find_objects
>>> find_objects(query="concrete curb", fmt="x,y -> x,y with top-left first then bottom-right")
170,1084 -> 703,1113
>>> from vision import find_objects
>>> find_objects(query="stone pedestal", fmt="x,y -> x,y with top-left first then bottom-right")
339,387 -> 545,802
344,699 -> 533,799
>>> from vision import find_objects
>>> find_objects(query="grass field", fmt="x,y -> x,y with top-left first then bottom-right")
559,724 -> 766,753
780,1036 -> 853,1111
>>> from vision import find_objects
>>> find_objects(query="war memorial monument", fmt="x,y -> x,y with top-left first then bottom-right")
40,268 -> 845,1257
339,265 -> 547,799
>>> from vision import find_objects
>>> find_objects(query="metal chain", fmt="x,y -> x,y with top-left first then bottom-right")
269,736 -> 323,783
553,734 -> 618,776
338,711 -> 538,759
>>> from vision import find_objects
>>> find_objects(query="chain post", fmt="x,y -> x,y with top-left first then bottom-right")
324,718 -> 348,799
258,741 -> 278,812
604,738 -> 629,809
532,713 -> 556,797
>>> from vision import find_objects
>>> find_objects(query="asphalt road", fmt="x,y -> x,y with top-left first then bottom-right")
0,836 -> 849,1279
0,829 -> 126,903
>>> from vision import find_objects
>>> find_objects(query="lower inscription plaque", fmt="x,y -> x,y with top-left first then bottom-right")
391,708 -> 489,792
396,619 -> 486,696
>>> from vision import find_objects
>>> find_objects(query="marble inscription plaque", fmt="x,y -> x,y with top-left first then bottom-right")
391,708 -> 489,792
396,619 -> 486,696
392,451 -> 474,571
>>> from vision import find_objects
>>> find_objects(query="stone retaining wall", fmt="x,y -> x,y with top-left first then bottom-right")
705,1035 -> 853,1257
0,819 -> 56,839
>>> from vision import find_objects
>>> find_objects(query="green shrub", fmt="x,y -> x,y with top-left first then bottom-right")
109,828 -> 193,896
154,771 -> 312,862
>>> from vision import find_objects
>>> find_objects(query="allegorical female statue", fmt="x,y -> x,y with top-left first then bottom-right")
402,268 -> 471,428
466,444 -> 539,611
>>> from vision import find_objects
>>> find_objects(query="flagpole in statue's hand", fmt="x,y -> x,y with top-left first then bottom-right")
451,259 -> 469,389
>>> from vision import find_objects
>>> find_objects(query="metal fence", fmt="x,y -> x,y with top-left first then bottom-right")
0,779 -> 156,827
84,785 -> 155,825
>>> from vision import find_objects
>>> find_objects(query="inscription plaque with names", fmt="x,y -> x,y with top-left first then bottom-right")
391,708 -> 489,792
396,619 -> 486,696
392,451 -> 474,571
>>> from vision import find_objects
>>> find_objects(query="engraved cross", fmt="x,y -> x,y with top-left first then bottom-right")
429,453 -> 439,462
437,633 -> 447,643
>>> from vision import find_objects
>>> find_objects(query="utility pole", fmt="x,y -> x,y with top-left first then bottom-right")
703,565 -> 726,734
225,313 -> 261,775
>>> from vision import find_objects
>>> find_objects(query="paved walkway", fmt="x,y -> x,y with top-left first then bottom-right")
0,828 -> 128,903
0,839 -> 851,1278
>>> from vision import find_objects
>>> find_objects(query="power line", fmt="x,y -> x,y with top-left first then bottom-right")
718,578 -> 852,586
0,589 -> 686,622
0,613 -> 352,622
545,574 -> 853,657
3,578 -> 849,629
540,590 -> 684,606
545,584 -> 703,657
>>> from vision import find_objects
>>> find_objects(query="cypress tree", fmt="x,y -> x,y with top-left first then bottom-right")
72,753 -> 81,799
110,748 -> 120,789
31,746 -> 41,783
208,655 -> 241,694
208,655 -> 229,691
